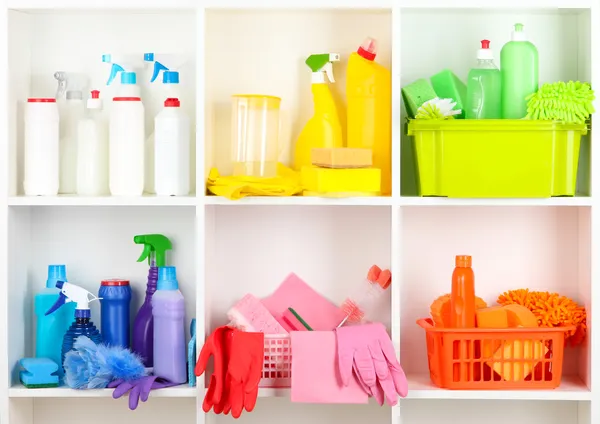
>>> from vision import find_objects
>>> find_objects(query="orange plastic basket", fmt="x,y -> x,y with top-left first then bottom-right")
417,318 -> 574,390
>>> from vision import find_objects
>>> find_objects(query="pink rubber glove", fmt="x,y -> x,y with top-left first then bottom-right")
336,323 -> 408,406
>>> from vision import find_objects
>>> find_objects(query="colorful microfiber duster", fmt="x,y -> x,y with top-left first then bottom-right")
415,97 -> 461,120
497,289 -> 587,346
64,336 -> 147,389
525,81 -> 595,124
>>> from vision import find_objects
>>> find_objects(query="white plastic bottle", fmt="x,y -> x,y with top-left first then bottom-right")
24,98 -> 60,196
58,91 -> 85,194
109,72 -> 145,196
77,90 -> 108,196
155,98 -> 190,196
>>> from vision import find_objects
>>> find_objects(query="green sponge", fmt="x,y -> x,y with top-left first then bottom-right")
21,382 -> 59,388
430,69 -> 467,119
402,78 -> 437,118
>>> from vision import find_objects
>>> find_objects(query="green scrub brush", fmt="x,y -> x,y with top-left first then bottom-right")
526,81 -> 595,124
415,98 -> 461,120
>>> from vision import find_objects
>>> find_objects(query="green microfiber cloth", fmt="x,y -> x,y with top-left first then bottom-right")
402,78 -> 437,118
526,81 -> 595,124
21,381 -> 59,388
430,69 -> 467,119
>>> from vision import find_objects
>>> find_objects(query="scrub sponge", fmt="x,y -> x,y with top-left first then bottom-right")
430,69 -> 468,119
402,78 -> 437,118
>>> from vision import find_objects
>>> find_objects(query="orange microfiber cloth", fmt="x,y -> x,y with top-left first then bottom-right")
497,289 -> 587,346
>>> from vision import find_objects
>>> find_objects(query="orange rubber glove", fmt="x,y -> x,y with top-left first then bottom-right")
227,330 -> 264,418
195,326 -> 233,413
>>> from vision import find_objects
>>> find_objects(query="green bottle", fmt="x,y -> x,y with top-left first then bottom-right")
500,23 -> 539,119
465,40 -> 501,119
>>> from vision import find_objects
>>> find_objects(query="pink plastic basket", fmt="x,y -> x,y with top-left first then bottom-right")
260,335 -> 292,388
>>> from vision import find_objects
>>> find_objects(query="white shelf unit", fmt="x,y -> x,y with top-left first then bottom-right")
0,3 -> 598,424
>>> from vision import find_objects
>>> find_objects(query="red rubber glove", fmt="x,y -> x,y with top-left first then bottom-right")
227,330 -> 264,418
195,326 -> 233,413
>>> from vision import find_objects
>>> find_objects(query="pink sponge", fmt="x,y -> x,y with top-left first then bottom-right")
228,294 -> 288,334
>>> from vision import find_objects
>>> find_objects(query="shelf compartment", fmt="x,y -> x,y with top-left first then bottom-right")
8,195 -> 198,207
204,9 -> 391,198
400,8 -> 592,197
6,206 -> 197,389
7,10 -> 198,197
400,206 -> 591,395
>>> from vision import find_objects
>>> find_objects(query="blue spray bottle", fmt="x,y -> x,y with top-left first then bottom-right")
45,281 -> 102,370
35,265 -> 75,376
142,53 -> 186,194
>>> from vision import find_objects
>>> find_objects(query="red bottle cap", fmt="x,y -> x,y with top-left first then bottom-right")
357,37 -> 378,61
91,90 -> 100,99
101,279 -> 130,286
28,98 -> 56,103
481,39 -> 490,49
165,98 -> 180,107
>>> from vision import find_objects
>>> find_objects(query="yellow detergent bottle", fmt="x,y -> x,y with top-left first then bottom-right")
347,37 -> 392,195
294,53 -> 343,171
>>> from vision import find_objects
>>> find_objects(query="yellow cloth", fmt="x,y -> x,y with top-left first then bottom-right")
207,164 -> 302,200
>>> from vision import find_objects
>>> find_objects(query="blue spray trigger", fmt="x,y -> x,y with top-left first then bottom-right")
151,61 -> 169,83
144,53 -> 154,62
45,291 -> 67,316
107,64 -> 125,86
102,54 -> 112,63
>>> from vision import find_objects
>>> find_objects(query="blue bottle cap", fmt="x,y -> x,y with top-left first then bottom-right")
157,266 -> 179,290
163,71 -> 179,84
75,309 -> 91,319
121,71 -> 137,85
47,265 -> 67,289
144,53 -> 154,62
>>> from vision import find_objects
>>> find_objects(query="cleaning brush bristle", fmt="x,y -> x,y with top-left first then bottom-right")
526,81 -> 595,124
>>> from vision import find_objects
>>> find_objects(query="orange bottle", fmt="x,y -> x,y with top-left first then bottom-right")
450,255 -> 476,382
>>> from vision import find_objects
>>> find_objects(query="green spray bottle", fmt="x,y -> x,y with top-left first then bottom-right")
132,234 -> 172,367
500,23 -> 539,119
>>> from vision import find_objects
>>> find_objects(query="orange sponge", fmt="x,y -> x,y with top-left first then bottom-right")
476,306 -> 509,328
430,294 -> 488,328
502,304 -> 539,328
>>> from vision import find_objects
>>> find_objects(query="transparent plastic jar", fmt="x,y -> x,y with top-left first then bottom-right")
231,95 -> 281,178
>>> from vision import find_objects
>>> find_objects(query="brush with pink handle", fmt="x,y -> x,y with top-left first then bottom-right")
338,265 -> 392,327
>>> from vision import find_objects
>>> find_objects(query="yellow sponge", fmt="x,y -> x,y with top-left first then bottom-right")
311,148 -> 372,168
301,166 -> 381,196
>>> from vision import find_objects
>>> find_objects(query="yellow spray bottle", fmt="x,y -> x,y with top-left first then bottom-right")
294,53 -> 343,171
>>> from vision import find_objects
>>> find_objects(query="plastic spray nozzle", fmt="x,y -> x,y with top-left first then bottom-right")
306,53 -> 340,83
54,71 -> 88,99
102,54 -> 143,86
515,23 -> 524,32
144,53 -> 184,84
134,234 -> 173,267
45,281 -> 100,318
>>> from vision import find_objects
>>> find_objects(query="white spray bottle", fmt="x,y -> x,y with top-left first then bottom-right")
45,281 -> 102,370
54,72 -> 88,194
144,53 -> 190,196
103,54 -> 146,196
77,90 -> 108,196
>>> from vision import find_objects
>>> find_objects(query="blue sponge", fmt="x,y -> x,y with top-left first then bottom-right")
19,358 -> 59,388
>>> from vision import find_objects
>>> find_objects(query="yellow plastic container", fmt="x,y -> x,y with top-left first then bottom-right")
231,95 -> 281,178
347,38 -> 392,195
407,120 -> 586,198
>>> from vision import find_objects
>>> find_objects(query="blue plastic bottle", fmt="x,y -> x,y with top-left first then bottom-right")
35,265 -> 75,376
45,281 -> 102,370
99,279 -> 132,348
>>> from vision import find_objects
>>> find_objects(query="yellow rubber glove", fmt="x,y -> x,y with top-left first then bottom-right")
207,164 -> 302,200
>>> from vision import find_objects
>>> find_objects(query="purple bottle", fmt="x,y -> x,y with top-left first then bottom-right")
132,234 -> 172,367
152,266 -> 186,383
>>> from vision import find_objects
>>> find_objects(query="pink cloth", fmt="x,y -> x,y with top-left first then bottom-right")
290,331 -> 368,404
261,273 -> 346,331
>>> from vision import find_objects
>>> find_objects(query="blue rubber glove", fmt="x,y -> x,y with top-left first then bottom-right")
108,376 -> 179,410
